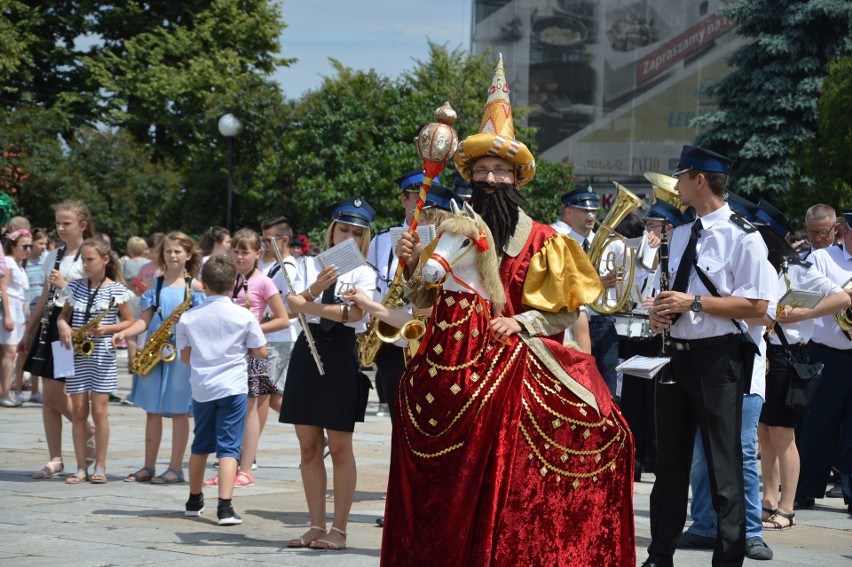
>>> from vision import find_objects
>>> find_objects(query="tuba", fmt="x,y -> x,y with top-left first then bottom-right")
835,277 -> 852,336
588,182 -> 643,314
644,172 -> 683,211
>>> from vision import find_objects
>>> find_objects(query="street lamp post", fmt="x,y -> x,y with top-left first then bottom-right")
218,113 -> 243,233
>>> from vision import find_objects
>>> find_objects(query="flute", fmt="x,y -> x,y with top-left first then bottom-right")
270,239 -> 325,375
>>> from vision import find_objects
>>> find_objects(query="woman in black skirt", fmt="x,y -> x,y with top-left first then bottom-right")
755,209 -> 850,531
280,196 -> 377,551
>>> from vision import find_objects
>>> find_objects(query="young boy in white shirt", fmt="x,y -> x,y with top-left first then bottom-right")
176,255 -> 267,526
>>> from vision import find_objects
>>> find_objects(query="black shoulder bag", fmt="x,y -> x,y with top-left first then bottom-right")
773,323 -> 824,413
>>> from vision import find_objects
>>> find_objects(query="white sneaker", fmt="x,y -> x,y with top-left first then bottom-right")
14,392 -> 25,404
28,392 -> 43,404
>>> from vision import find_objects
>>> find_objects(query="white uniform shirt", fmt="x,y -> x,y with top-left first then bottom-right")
769,260 -> 843,346
664,204 -> 774,340
263,257 -> 302,343
367,222 -> 405,299
809,244 -> 852,350
176,295 -> 266,403
301,262 -> 376,333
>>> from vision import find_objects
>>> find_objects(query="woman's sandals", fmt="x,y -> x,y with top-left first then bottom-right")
309,526 -> 347,551
763,510 -> 796,530
33,460 -> 64,479
287,526 -> 326,548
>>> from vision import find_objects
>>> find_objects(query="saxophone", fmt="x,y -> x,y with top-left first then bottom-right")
72,298 -> 116,356
358,279 -> 406,367
131,280 -> 192,376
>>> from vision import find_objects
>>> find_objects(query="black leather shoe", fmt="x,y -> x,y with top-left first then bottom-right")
794,496 -> 815,509
640,560 -> 672,567
676,531 -> 715,549
745,537 -> 773,560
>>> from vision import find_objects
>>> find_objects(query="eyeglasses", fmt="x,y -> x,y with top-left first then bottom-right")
260,236 -> 284,246
472,167 -> 513,180
806,228 -> 835,239
21,244 -> 33,250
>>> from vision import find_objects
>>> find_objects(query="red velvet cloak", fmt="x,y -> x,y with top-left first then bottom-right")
380,289 -> 635,566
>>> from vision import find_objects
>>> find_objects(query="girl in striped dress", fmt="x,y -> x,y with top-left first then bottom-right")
56,237 -> 134,484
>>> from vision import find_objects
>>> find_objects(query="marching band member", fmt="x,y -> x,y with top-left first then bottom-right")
646,147 -> 774,567
796,211 -> 852,513
281,197 -> 376,551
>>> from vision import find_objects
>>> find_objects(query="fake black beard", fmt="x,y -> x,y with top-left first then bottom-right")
469,180 -> 525,253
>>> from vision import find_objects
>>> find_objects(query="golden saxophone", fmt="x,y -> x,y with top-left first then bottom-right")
358,278 -> 407,367
72,298 -> 115,356
131,280 -> 192,377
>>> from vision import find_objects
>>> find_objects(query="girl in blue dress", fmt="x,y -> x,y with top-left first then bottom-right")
117,232 -> 205,484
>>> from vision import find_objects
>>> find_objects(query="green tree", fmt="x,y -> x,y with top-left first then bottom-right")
692,0 -> 852,200
791,55 -> 852,214
279,43 -> 572,241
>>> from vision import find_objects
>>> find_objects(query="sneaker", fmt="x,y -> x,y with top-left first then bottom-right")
825,484 -> 843,498
217,504 -> 242,526
13,391 -> 25,404
745,537 -> 773,560
0,396 -> 20,407
676,531 -> 714,550
251,458 -> 257,471
120,397 -> 134,406
28,392 -> 43,404
185,494 -> 205,517
108,393 -> 121,403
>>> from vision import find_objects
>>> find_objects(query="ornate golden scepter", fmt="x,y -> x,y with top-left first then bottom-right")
358,102 -> 459,367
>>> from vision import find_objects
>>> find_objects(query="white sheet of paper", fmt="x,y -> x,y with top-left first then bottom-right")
51,341 -> 75,378
389,225 -> 436,253
42,249 -> 60,278
616,355 -> 670,379
313,237 -> 365,274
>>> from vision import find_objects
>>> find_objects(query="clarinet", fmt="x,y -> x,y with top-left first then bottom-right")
31,248 -> 67,362
657,225 -> 676,384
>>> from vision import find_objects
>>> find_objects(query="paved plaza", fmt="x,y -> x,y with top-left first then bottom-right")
1,351 -> 850,566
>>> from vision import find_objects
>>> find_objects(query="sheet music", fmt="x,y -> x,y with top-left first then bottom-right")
51,341 -> 75,377
313,237 -> 366,274
616,355 -> 670,379
42,249 -> 59,280
778,289 -> 826,310
389,225 -> 436,253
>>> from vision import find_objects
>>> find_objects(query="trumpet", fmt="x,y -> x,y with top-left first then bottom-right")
588,182 -> 643,314
72,298 -> 115,356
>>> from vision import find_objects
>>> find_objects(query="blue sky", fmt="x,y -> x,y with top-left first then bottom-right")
272,0 -> 472,99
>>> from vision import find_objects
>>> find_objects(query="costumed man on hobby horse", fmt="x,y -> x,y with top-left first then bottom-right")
382,54 -> 636,567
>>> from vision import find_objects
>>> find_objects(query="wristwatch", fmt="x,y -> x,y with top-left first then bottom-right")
690,295 -> 703,313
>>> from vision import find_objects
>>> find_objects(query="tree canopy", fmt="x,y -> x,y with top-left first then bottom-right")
0,8 -> 574,250
692,0 -> 852,206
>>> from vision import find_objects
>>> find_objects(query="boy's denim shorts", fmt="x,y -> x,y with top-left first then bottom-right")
191,394 -> 248,458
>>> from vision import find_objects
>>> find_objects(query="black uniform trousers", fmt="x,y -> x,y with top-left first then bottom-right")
648,333 -> 746,567
375,343 -> 406,418
619,334 -> 662,475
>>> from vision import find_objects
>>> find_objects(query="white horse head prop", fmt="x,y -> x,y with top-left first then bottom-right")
423,201 -> 506,314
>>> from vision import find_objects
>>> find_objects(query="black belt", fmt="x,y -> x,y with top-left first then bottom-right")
670,334 -> 734,352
